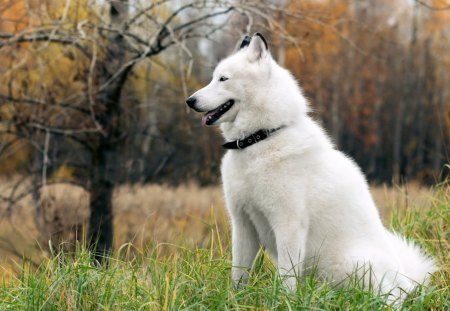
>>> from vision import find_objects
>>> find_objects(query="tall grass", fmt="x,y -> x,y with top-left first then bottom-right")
0,183 -> 448,310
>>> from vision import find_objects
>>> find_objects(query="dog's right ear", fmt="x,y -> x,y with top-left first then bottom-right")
235,35 -> 251,51
246,32 -> 269,63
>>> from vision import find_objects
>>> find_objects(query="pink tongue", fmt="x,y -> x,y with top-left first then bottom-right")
201,112 -> 214,127
201,115 -> 208,127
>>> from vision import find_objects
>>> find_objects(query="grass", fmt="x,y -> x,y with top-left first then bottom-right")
0,180 -> 435,255
0,183 -> 449,310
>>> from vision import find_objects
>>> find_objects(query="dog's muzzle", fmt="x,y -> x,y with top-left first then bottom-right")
186,97 -> 202,112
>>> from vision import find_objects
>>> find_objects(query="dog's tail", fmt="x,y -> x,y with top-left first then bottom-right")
390,232 -> 437,284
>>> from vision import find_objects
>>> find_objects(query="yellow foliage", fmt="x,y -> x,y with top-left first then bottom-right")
0,140 -> 31,175
0,0 -> 97,171
0,0 -> 28,32
51,165 -> 75,182
0,104 -> 31,174
285,0 -> 349,79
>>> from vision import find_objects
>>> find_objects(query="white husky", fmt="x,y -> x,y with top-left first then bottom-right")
186,33 -> 436,301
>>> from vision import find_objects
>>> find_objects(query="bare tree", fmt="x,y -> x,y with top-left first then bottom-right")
0,0 -> 296,257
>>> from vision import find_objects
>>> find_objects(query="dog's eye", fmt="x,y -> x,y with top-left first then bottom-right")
219,76 -> 229,82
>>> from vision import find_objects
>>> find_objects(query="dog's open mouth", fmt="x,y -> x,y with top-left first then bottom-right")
201,100 -> 234,126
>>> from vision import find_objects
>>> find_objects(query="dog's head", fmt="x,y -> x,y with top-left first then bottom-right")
186,33 -> 272,127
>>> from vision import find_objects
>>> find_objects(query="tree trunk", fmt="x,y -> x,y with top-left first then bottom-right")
88,144 -> 116,256
88,0 -> 129,259
393,2 -> 417,183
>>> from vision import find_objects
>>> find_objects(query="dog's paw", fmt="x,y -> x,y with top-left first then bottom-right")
232,267 -> 250,289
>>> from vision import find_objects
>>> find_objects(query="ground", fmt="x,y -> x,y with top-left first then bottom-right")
0,180 -> 448,309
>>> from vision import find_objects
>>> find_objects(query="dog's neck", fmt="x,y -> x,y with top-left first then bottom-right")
220,109 -> 292,142
221,122 -> 285,143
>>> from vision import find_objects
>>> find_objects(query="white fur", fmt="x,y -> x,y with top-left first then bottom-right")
188,34 -> 436,302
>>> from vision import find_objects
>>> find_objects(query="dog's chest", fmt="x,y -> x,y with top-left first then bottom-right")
221,150 -> 280,254
221,150 -> 279,209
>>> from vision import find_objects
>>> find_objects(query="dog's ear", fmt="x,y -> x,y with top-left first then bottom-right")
235,35 -> 251,51
246,32 -> 269,63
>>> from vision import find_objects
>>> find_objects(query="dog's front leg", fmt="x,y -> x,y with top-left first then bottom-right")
230,209 -> 259,287
274,217 -> 308,291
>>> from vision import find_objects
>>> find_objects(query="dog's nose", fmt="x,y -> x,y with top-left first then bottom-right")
186,97 -> 197,109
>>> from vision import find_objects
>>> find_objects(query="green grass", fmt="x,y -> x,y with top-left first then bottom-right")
0,184 -> 449,310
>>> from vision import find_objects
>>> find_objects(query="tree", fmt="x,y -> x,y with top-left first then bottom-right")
0,0 -> 295,257
283,0 -> 450,184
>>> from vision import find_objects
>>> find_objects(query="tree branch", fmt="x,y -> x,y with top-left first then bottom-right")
97,6 -> 234,93
0,94 -> 91,114
415,0 -> 450,11
0,32 -> 91,57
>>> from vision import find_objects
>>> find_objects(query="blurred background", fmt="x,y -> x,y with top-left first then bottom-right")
0,0 -> 449,265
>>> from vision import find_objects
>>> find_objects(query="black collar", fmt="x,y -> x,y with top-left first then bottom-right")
222,126 -> 284,150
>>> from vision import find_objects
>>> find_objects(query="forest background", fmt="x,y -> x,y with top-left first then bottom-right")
0,0 -> 449,260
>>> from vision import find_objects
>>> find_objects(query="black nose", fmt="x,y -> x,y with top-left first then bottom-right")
186,97 -> 197,108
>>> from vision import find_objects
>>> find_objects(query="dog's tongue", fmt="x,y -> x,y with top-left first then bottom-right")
201,111 -> 214,127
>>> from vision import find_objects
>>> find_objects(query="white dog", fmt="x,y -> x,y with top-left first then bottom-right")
186,33 -> 436,301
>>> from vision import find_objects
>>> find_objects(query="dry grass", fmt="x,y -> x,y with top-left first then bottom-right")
0,180 -> 228,263
113,183 -> 227,248
0,177 -> 438,269
370,182 -> 436,220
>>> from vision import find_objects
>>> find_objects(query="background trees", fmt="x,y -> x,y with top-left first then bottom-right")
0,0 -> 449,254
283,0 -> 450,184
0,0 -> 293,255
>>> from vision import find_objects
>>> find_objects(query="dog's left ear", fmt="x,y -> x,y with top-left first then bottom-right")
246,32 -> 269,63
235,35 -> 251,51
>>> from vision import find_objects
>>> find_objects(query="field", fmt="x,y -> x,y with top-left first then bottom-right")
0,180 -> 449,309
